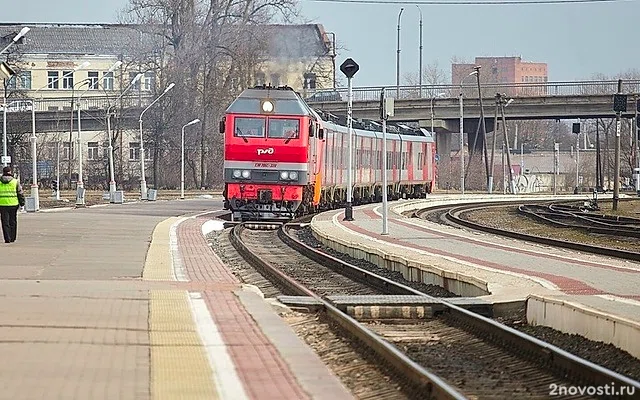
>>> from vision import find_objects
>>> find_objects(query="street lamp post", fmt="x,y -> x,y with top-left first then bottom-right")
340,58 -> 359,221
1,62 -> 17,167
416,6 -> 423,96
0,28 -> 29,168
106,72 -> 143,201
73,61 -> 120,206
459,70 -> 478,194
396,8 -> 404,98
181,118 -> 201,200
139,82 -> 175,200
0,27 -> 29,56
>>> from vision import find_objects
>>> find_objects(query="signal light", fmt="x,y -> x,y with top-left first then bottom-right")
613,94 -> 627,112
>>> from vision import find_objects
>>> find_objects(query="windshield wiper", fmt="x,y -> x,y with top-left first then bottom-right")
236,127 -> 248,143
284,131 -> 298,145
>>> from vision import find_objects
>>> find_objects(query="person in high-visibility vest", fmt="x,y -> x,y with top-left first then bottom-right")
0,166 -> 25,243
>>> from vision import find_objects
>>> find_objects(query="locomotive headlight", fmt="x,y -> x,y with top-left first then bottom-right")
241,170 -> 251,179
289,171 -> 298,180
261,100 -> 274,113
233,170 -> 241,178
280,171 -> 289,180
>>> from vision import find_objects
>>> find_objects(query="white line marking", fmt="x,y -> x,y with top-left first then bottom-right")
330,210 -> 558,290
595,294 -> 640,308
188,292 -> 249,400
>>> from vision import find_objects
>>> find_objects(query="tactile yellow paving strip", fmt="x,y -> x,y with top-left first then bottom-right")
149,290 -> 218,399
143,218 -> 179,281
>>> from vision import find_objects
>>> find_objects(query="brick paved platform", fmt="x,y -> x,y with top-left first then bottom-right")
0,200 -> 352,399
311,194 -> 640,359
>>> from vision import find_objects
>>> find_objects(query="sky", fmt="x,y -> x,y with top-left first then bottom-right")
2,0 -> 639,87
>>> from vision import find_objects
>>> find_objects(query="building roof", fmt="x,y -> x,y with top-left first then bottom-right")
0,23 -> 331,59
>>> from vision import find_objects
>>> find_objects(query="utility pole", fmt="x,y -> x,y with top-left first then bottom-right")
499,94 -> 514,194
473,66 -> 490,192
595,120 -> 602,192
635,98 -> 640,194
489,93 -> 499,194
396,8 -> 404,98
553,143 -> 559,195
612,79 -> 625,210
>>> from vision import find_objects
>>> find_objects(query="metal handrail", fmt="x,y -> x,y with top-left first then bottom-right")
305,80 -> 640,102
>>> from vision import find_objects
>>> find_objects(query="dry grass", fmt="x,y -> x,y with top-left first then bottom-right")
464,202 -> 640,253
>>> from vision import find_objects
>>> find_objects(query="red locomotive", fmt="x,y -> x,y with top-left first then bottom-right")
220,86 -> 436,221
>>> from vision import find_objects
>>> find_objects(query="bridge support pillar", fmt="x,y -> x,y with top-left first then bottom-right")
435,132 -> 451,190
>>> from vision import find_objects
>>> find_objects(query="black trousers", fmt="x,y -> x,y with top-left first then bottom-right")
0,205 -> 18,243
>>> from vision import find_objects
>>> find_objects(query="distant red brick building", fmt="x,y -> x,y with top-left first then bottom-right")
452,56 -> 548,95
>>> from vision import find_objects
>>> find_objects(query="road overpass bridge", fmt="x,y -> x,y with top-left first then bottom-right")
307,80 -> 640,129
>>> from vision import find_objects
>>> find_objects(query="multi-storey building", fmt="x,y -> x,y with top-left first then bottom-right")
0,23 -> 334,189
452,56 -> 548,96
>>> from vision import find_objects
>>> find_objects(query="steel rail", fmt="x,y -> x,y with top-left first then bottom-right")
233,214 -> 640,397
444,203 -> 640,261
230,222 -> 466,400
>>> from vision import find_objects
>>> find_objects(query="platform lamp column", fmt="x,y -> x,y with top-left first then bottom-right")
139,82 -> 175,200
340,58 -> 359,221
181,118 -> 201,200
380,88 -> 394,235
106,72 -> 143,201
0,62 -> 17,168
572,121 -> 580,192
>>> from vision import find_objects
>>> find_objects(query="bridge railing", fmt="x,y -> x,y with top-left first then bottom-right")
306,80 -> 640,102
4,94 -> 154,113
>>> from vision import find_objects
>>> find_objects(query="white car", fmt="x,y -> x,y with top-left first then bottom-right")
0,100 -> 33,113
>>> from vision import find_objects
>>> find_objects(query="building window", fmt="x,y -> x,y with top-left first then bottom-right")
18,71 -> 31,89
48,71 -> 59,89
88,72 -> 99,90
129,142 -> 140,161
87,142 -> 99,160
46,142 -> 59,160
62,71 -> 74,89
103,71 -> 114,91
255,72 -> 265,86
63,142 -> 74,160
129,72 -> 141,91
144,144 -> 152,161
143,72 -> 155,91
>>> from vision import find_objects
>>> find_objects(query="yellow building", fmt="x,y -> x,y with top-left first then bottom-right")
0,23 -> 334,188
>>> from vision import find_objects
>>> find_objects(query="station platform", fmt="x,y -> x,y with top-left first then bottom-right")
310,194 -> 640,359
0,200 -> 352,400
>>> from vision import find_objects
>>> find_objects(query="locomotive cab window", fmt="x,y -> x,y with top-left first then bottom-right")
234,117 -> 265,138
268,118 -> 299,139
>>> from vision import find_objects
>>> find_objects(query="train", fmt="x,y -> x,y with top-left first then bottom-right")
220,85 -> 437,221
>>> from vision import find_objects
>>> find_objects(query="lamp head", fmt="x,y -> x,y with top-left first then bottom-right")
108,61 -> 123,73
469,70 -> 478,77
164,82 -> 175,93
0,62 -> 16,80
437,92 -> 447,98
187,118 -> 201,126
505,99 -> 514,107
14,27 -> 30,42
75,61 -> 91,71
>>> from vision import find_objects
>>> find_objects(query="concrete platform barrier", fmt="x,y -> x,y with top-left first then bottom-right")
311,218 -> 490,297
527,295 -> 640,359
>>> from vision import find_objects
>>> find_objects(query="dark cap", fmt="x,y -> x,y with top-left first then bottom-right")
2,166 -> 12,176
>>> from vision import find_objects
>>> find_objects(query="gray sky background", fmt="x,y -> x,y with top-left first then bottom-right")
2,0 -> 638,87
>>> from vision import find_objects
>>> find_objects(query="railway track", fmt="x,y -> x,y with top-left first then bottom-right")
428,202 -> 640,262
228,219 -> 640,399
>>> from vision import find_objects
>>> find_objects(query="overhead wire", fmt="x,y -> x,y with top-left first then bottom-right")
306,0 -> 632,4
